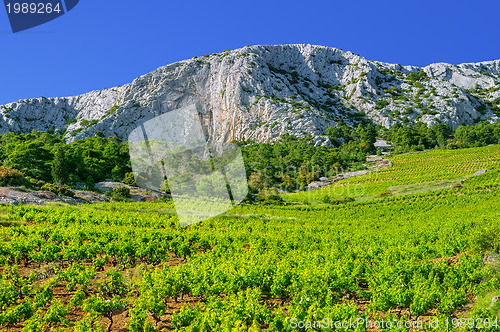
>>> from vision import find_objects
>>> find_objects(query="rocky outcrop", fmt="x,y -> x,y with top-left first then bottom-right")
0,187 -> 89,205
0,183 -> 169,205
1,44 -> 499,145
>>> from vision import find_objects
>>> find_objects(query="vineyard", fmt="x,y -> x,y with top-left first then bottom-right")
0,145 -> 500,331
285,144 -> 500,203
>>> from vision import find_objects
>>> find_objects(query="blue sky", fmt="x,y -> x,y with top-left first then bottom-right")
1,0 -> 499,105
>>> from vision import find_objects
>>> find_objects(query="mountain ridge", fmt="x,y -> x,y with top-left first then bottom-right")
1,44 -> 499,145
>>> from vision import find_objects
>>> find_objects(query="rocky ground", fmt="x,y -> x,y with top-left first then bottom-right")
0,182 -> 169,205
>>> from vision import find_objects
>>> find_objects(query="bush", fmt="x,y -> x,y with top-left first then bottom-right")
258,187 -> 282,204
422,110 -> 437,115
375,100 -> 389,110
29,178 -> 46,190
0,166 -> 26,187
322,195 -> 355,204
377,190 -> 393,198
57,185 -> 75,197
322,195 -> 342,205
40,183 -> 75,197
123,172 -> 136,186
446,141 -> 461,150
41,183 -> 57,192
407,70 -> 428,82
105,186 -> 131,202
86,176 -> 95,190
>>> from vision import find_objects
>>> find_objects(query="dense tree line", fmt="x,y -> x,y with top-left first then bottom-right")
382,121 -> 500,153
1,120 -> 498,198
326,122 -> 377,153
0,132 -> 131,188
240,125 -> 374,197
0,127 -> 370,199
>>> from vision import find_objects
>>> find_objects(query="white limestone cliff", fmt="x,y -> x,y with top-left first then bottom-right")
1,44 -> 499,145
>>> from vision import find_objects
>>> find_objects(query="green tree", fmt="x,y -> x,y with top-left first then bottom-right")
105,186 -> 131,202
248,172 -> 265,191
7,141 -> 52,181
163,178 -> 171,194
432,124 -> 451,147
0,165 -> 26,187
51,147 -> 69,184
111,165 -> 123,182
357,124 -> 376,153
86,175 -> 96,190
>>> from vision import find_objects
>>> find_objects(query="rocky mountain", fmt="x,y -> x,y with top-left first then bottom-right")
1,44 -> 499,145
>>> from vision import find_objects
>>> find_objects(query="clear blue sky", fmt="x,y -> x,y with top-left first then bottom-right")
1,0 -> 499,105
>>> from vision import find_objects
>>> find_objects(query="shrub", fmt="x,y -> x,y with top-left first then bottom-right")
111,166 -> 123,182
322,195 -> 355,204
123,172 -> 136,186
258,187 -> 282,204
86,176 -> 95,190
57,185 -> 75,197
41,183 -> 57,192
407,72 -> 419,82
322,195 -> 341,205
0,166 -> 26,187
377,190 -> 393,197
105,186 -> 131,202
446,141 -> 461,150
108,105 -> 119,114
40,183 -> 74,197
375,100 -> 389,110
407,70 -> 428,82
29,178 -> 46,190
422,110 -> 438,115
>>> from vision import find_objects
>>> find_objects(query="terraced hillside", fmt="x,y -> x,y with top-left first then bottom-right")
0,145 -> 499,331
285,144 -> 500,204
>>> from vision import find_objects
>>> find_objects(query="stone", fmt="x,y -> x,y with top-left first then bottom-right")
0,45 -> 499,145
472,169 -> 488,176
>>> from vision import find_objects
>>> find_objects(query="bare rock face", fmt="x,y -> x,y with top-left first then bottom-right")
0,187 -> 88,205
1,44 -> 499,145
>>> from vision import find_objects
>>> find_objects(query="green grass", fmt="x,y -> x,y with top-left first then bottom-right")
387,178 -> 463,196
473,289 -> 500,318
